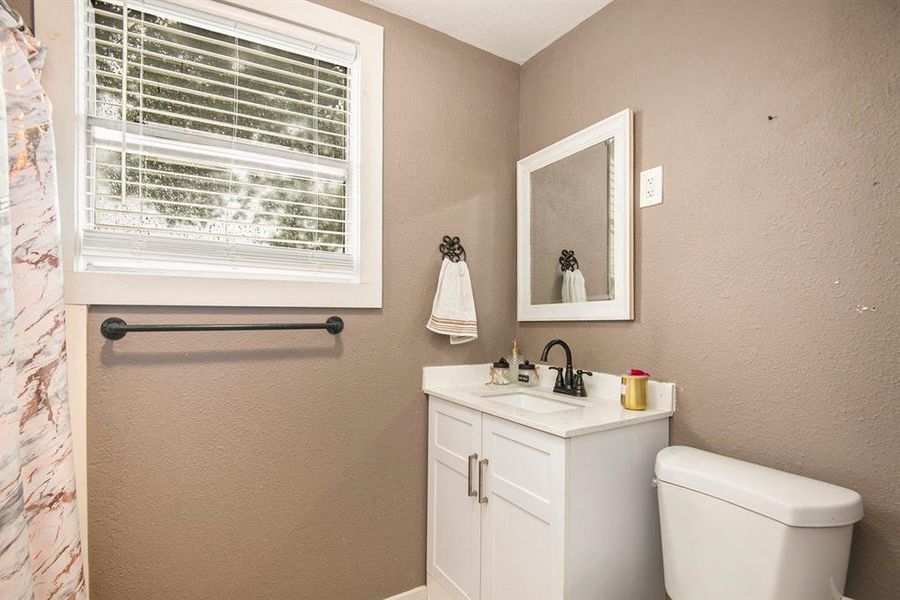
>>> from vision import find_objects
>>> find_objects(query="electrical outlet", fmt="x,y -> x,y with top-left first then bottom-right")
640,166 -> 663,208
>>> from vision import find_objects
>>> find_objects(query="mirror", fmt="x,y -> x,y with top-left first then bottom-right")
529,140 -> 613,304
517,109 -> 633,321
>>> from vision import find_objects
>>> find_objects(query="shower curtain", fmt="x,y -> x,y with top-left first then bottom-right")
0,12 -> 86,600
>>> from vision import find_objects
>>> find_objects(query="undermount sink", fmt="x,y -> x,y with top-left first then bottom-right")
485,392 -> 580,414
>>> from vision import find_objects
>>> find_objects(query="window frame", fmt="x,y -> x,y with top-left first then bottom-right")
38,0 -> 383,307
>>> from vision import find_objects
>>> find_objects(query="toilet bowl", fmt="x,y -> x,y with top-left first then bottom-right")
655,446 -> 863,600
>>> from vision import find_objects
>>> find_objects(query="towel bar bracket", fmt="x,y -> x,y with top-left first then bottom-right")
99,317 -> 128,340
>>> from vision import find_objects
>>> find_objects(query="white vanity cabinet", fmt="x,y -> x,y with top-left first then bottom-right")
426,395 -> 669,600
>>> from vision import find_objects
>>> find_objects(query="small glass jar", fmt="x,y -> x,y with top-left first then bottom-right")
516,360 -> 539,387
488,357 -> 511,385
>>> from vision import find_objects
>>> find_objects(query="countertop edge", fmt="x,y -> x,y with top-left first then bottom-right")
424,385 -> 674,439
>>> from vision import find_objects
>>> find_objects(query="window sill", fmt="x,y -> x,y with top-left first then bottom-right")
64,270 -> 381,308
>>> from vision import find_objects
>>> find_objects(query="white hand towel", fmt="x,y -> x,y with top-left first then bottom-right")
561,270 -> 573,303
427,258 -> 477,344
571,268 -> 587,302
562,269 -> 588,303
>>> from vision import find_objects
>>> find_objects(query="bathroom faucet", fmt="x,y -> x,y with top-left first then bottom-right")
540,339 -> 591,397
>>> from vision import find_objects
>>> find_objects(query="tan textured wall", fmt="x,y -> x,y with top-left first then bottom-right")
7,0 -> 33,30
517,1 -> 900,598
85,1 -> 519,598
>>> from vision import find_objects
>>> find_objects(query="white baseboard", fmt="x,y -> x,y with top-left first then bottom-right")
428,573 -> 459,600
383,586 -> 427,600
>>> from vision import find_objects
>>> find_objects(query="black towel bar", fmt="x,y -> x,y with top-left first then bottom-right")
100,316 -> 344,340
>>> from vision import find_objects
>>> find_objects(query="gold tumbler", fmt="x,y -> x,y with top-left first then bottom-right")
621,374 -> 649,410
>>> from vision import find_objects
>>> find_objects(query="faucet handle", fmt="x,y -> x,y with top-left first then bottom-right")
573,370 -> 593,397
548,366 -> 565,389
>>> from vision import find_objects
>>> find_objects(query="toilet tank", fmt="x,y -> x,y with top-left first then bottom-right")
655,446 -> 863,600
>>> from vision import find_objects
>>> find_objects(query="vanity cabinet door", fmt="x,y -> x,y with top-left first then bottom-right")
480,415 -> 566,600
428,398 -> 483,600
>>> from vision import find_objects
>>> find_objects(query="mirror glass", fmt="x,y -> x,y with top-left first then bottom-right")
529,139 -> 614,305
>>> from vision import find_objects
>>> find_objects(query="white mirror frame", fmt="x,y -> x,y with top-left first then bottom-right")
517,108 -> 633,321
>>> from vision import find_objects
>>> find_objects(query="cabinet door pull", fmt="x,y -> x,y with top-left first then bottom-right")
467,453 -> 478,497
478,458 -> 489,504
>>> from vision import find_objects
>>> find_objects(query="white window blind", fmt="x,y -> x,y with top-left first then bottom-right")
82,0 -> 359,280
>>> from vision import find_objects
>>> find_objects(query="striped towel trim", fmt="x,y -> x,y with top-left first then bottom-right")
427,316 -> 477,335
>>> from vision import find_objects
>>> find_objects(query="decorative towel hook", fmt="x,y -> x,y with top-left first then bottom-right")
439,235 -> 467,263
559,249 -> 579,272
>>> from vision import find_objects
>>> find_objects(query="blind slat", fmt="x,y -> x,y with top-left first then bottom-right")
85,229 -> 354,264
87,221 -> 347,249
88,206 -> 348,240
88,64 -> 349,126
90,3 -> 354,77
90,78 -> 347,129
90,30 -> 350,94
91,80 -> 348,139
90,40 -> 351,105
88,121 -> 350,181
92,99 -> 348,153
88,185 -> 348,221
82,230 -> 355,281
87,192 -> 348,225
90,85 -> 348,144
87,160 -> 347,204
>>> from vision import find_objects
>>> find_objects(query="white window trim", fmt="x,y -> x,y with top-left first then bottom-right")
37,0 -> 383,307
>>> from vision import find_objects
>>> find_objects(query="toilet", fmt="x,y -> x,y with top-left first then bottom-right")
655,446 -> 863,600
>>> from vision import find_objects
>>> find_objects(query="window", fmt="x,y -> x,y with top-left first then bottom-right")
39,0 -> 382,306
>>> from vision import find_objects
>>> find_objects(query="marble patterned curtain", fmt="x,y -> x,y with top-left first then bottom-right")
0,12 -> 86,600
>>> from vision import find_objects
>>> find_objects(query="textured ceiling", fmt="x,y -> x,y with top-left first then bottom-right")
363,0 -> 614,64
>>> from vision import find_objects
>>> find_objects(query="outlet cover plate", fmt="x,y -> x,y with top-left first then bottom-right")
640,166 -> 663,208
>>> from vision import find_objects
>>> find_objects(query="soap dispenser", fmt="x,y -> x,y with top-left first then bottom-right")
505,339 -> 525,383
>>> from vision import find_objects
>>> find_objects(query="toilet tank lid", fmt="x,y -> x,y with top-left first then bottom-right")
655,446 -> 863,527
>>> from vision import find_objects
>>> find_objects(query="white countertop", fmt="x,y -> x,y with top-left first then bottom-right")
423,363 -> 675,438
